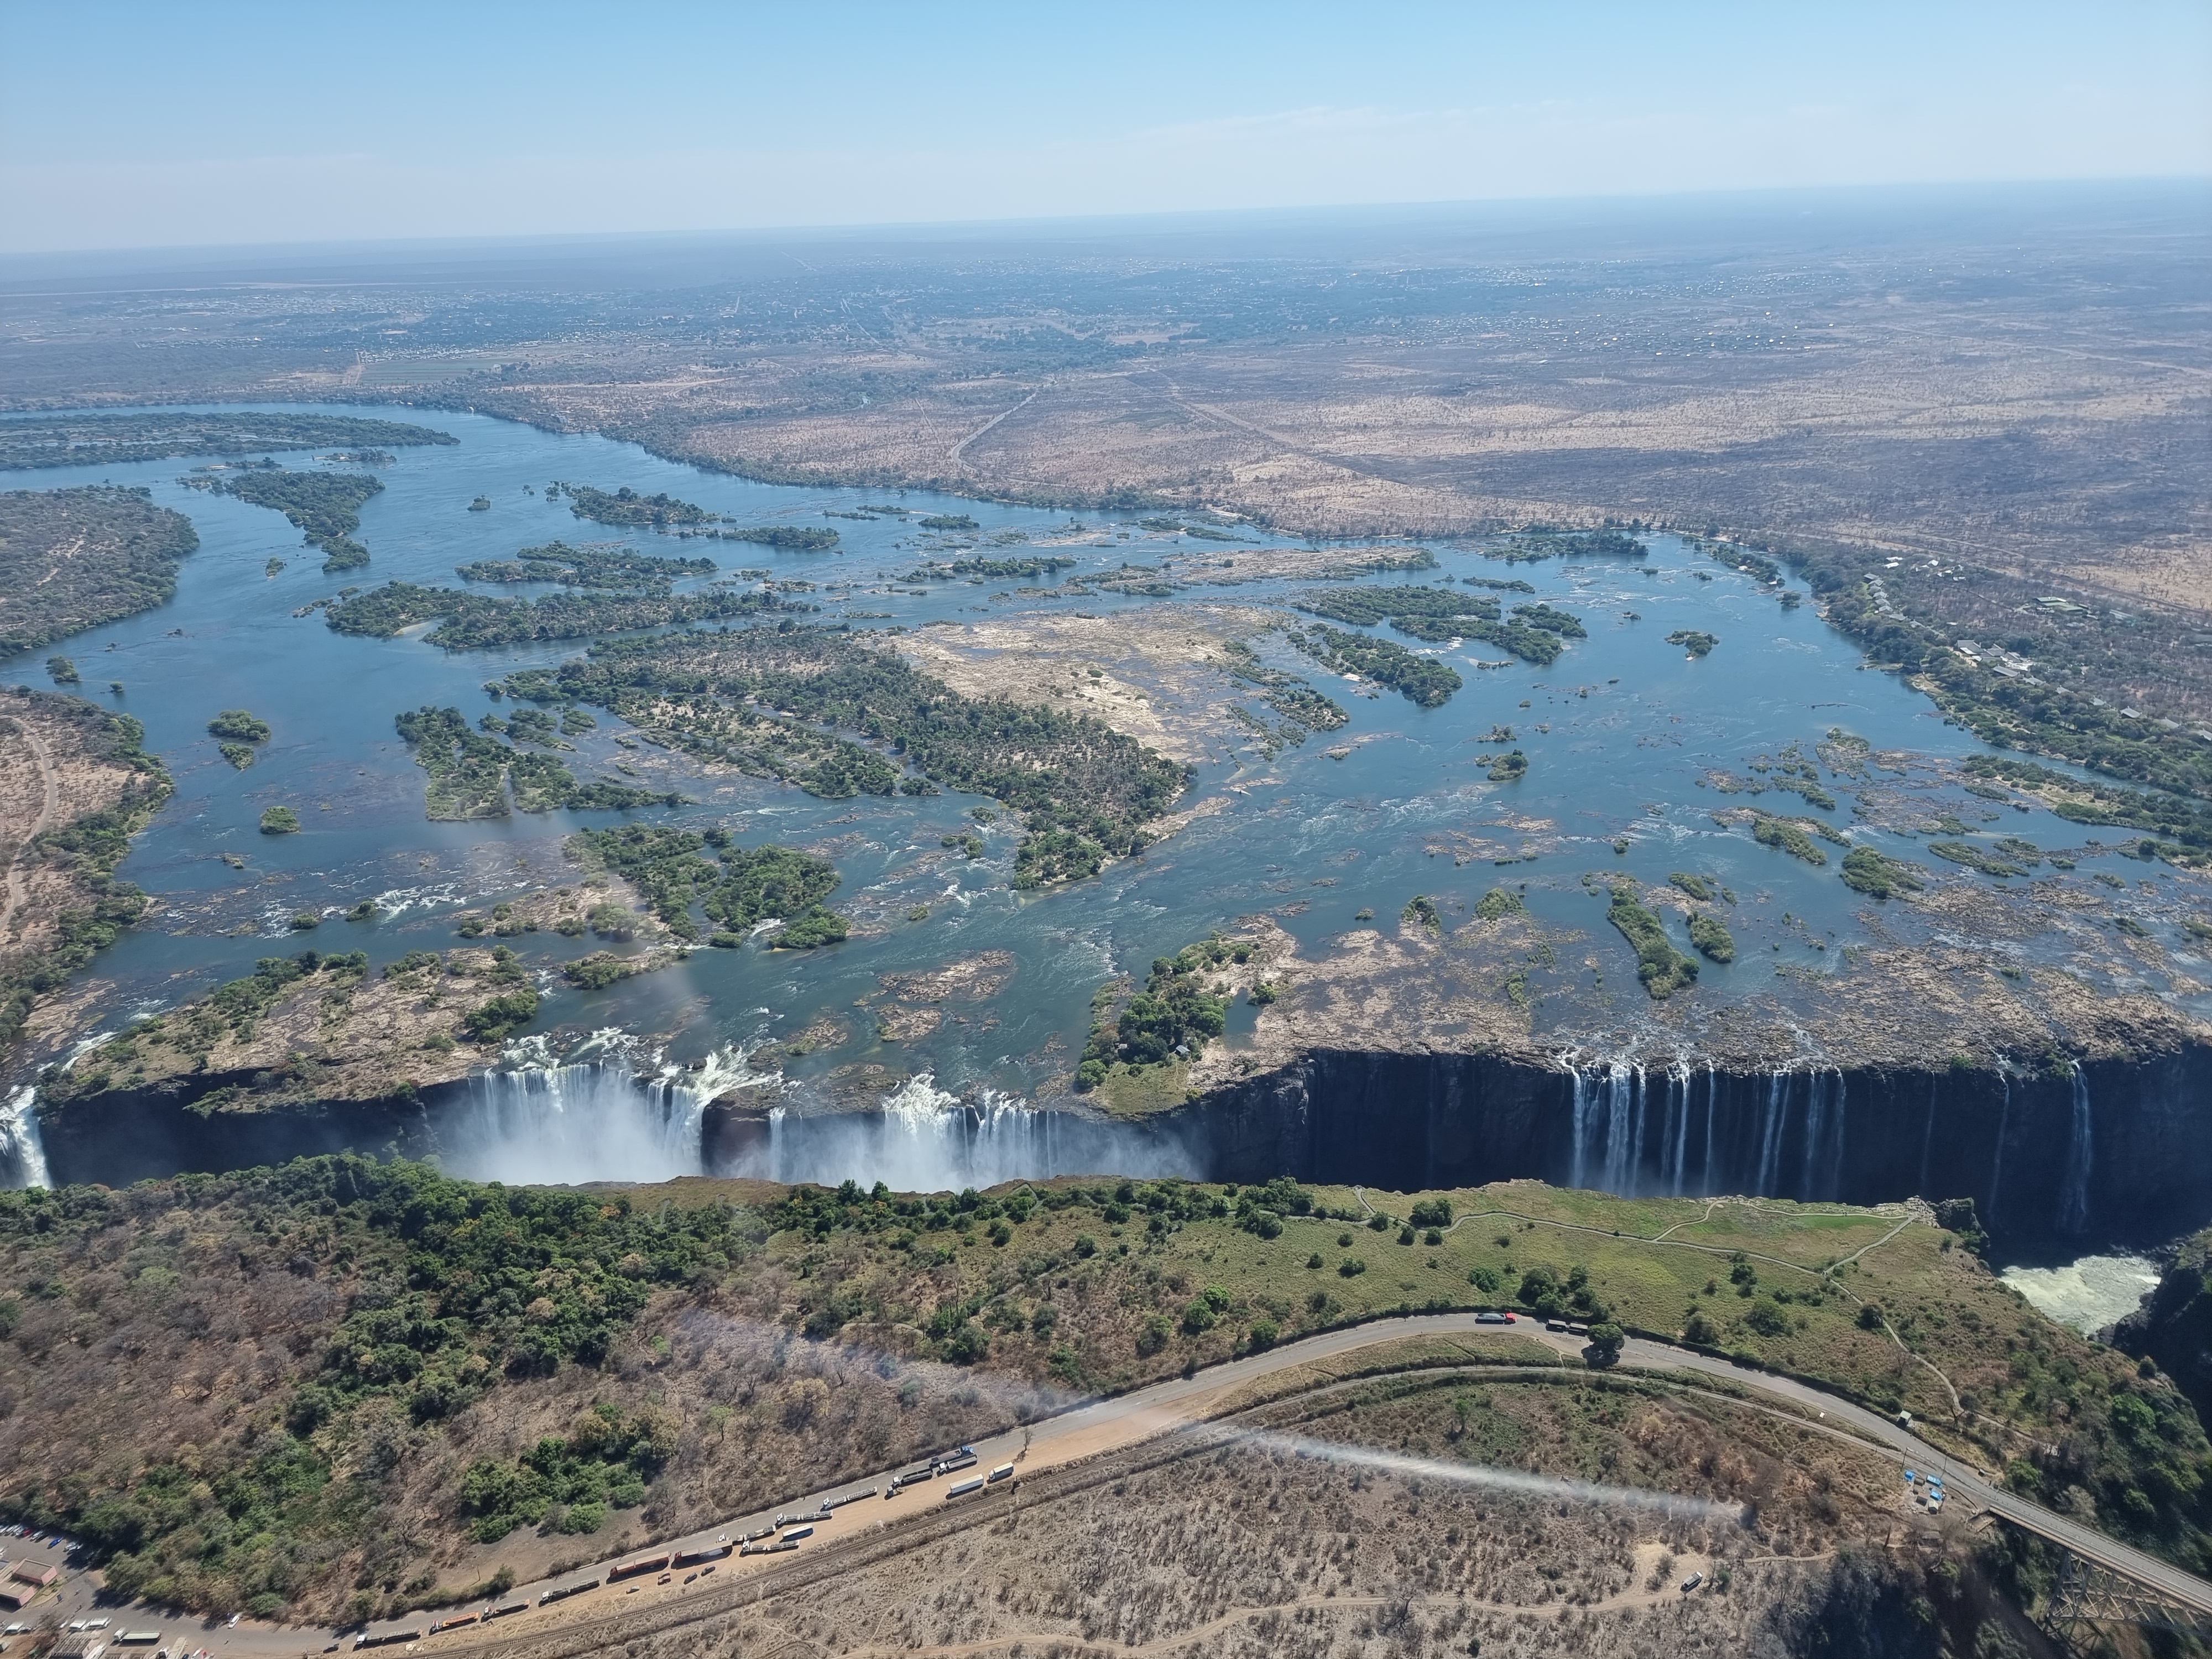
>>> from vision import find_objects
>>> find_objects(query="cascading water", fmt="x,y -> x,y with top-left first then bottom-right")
1987,1071 -> 2013,1226
0,1084 -> 51,1190
1700,1062 -> 1717,1196
1917,1078 -> 1937,1197
436,1033 -> 778,1186
2059,1062 -> 2093,1234
1666,1061 -> 1693,1197
1756,1070 -> 1790,1196
738,1073 -> 1199,1190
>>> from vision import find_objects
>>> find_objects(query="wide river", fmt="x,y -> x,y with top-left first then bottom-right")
4,404 -> 2206,1193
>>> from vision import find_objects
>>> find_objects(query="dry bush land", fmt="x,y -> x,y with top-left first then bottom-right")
0,693 -> 157,967
2,1166 -> 2194,1628
0,486 -> 199,656
0,688 -> 171,1055
495,1379 -> 2047,1659
6,197 -> 2200,634
896,603 -> 1280,765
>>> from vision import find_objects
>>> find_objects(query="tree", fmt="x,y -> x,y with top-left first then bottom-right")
1584,1322 -> 1625,1366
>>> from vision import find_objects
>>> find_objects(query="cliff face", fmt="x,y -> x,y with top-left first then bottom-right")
2111,1228 -> 2212,1427
38,1068 -> 447,1186
29,1029 -> 2212,1253
1177,1042 -> 2212,1249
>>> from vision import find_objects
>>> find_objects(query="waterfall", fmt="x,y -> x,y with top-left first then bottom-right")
1799,1069 -> 1828,1201
0,1085 -> 50,1190
1987,1072 -> 2012,1225
1756,1070 -> 1790,1195
1601,1062 -> 1642,1197
1700,1062 -> 1717,1197
436,1037 -> 778,1186
2059,1063 -> 2093,1234
1568,1065 -> 1593,1190
1917,1078 -> 1937,1197
1667,1061 -> 1692,1197
743,1074 -> 1198,1191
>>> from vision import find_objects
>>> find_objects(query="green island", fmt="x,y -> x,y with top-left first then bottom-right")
557,484 -> 716,527
0,413 -> 453,471
1473,885 -> 1526,921
192,469 -> 383,573
1686,912 -> 1735,962
1484,526 -> 1648,564
1289,624 -> 1463,707
45,656 -> 79,685
500,625 -> 1190,888
391,706 -> 682,820
1293,585 -> 1574,667
901,555 -> 1076,581
1076,935 -> 1248,1093
717,525 -> 840,551
5,1164 -> 2193,1626
325,580 -> 802,649
207,708 -> 271,743
0,487 -> 200,655
572,825 -> 846,947
1219,640 -> 1349,754
208,708 -> 271,768
1926,839 -> 2036,878
1667,871 -> 1720,902
1606,884 -> 1700,998
1747,811 -> 1838,865
1667,629 -> 1719,657
919,513 -> 979,530
1485,748 -> 1528,781
258,806 -> 300,834
453,539 -> 717,590
1840,845 -> 1928,898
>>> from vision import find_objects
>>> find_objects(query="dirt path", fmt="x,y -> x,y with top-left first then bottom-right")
948,390 -> 1039,470
0,714 -> 60,943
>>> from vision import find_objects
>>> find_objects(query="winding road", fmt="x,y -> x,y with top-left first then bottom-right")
117,1311 -> 2212,1657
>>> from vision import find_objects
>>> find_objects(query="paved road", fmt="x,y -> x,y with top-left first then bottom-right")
122,1313 -> 2212,1655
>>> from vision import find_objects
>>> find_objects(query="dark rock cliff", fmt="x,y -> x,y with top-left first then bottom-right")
1172,1041 -> 2212,1248
27,1039 -> 2212,1252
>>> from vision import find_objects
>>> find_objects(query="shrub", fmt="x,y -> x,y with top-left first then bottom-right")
463,989 -> 540,1042
1746,1296 -> 1792,1338
208,709 -> 272,743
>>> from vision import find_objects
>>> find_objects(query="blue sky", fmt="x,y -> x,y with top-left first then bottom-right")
3,1 -> 2206,252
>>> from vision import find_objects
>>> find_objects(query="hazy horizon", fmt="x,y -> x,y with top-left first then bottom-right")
4,0 -> 2206,255
3,174 -> 2203,286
